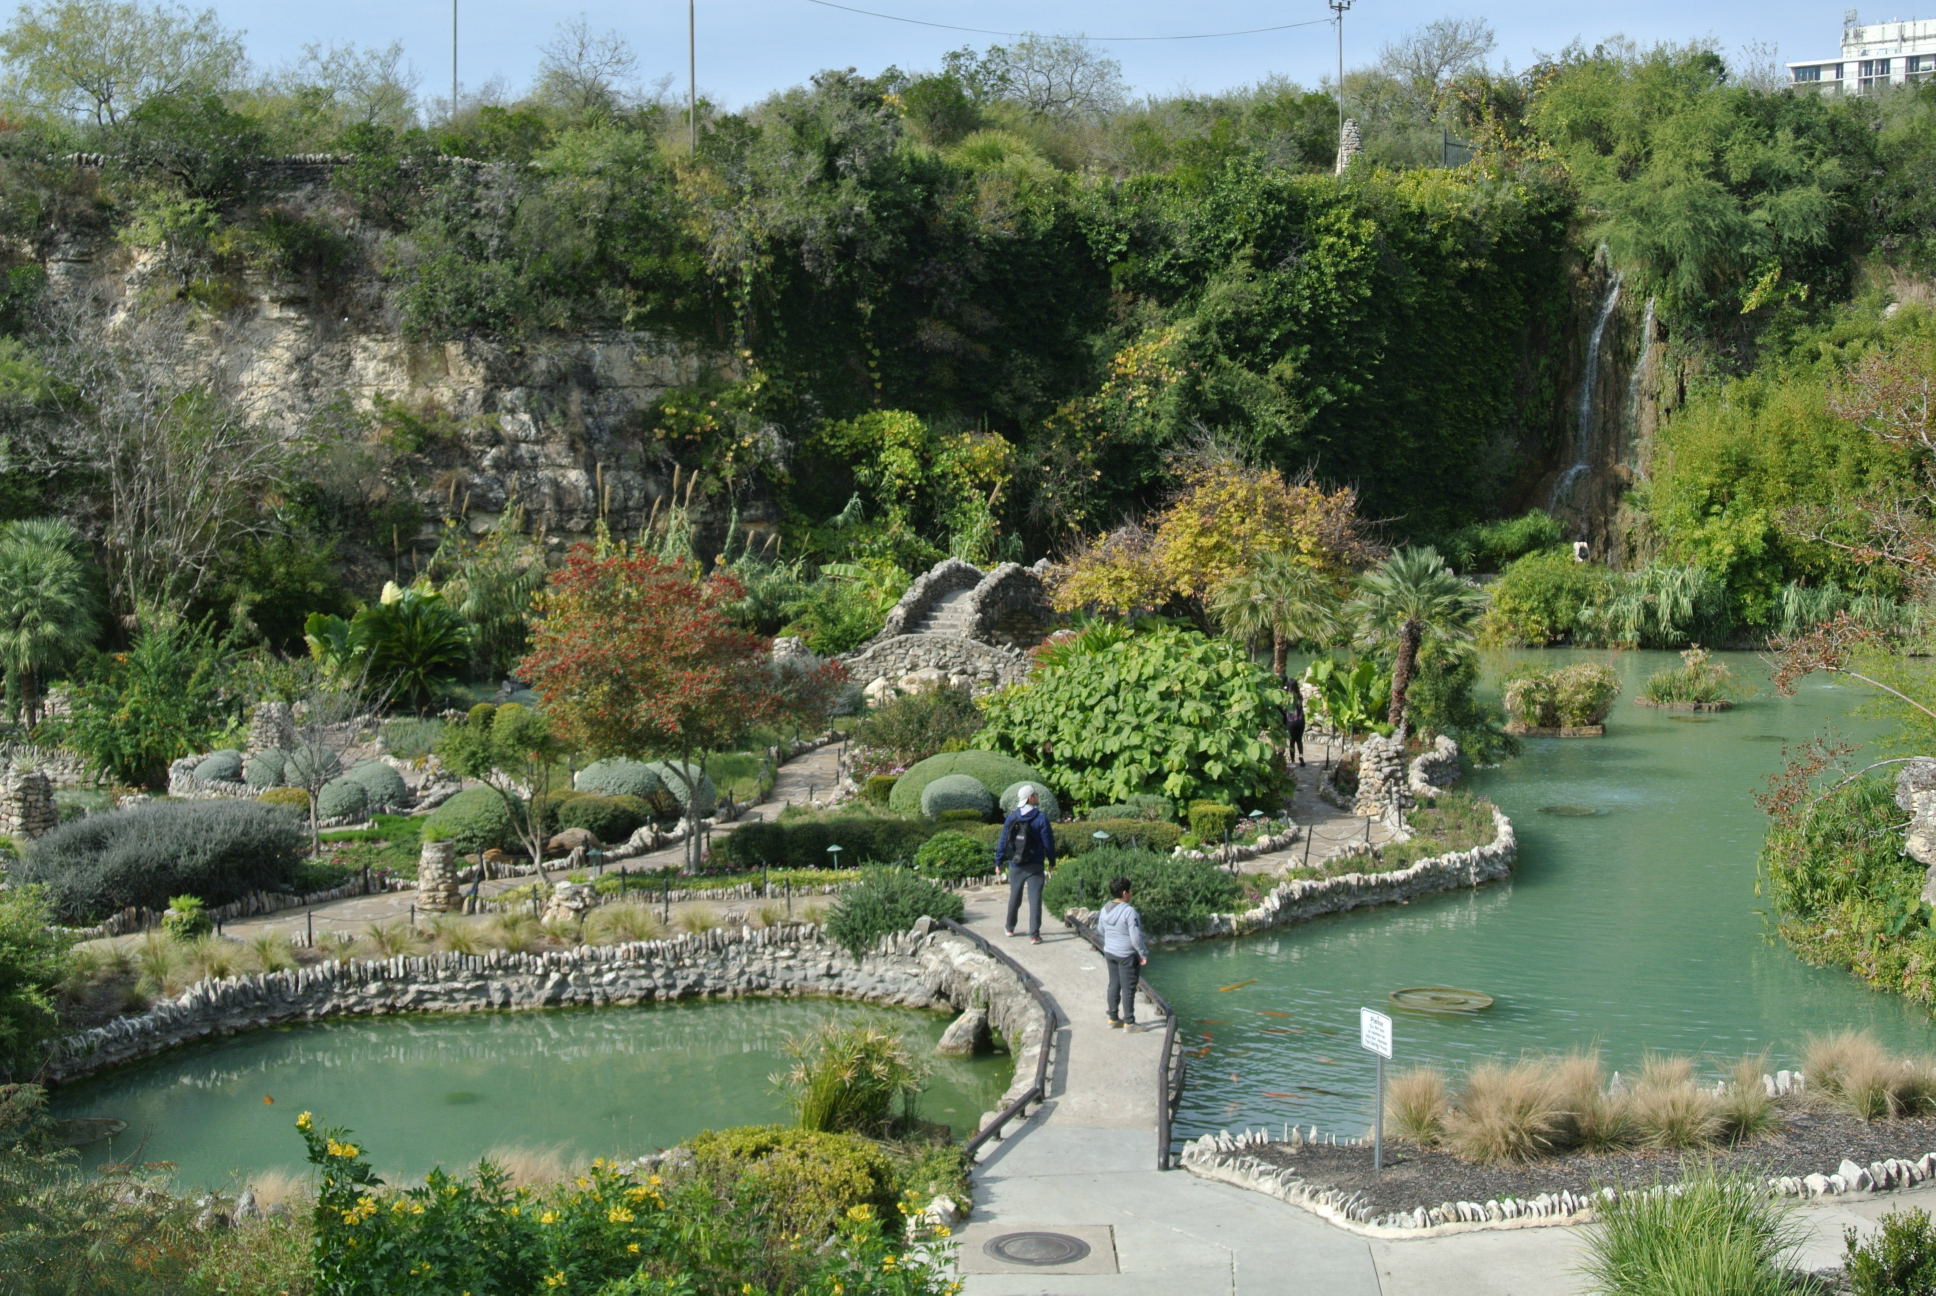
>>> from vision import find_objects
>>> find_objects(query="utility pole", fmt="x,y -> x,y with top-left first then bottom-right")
1330,0 -> 1352,168
688,0 -> 698,152
451,0 -> 459,123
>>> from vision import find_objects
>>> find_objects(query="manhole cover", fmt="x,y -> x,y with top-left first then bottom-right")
983,1231 -> 1093,1266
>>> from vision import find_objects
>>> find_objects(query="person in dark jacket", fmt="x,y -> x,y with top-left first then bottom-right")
1284,678 -> 1307,768
996,784 -> 1056,943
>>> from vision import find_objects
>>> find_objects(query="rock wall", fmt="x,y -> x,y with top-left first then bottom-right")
843,634 -> 1032,700
47,920 -> 1049,1129
0,767 -> 57,840
1352,734 -> 1413,826
874,559 -> 984,640
1408,735 -> 1462,798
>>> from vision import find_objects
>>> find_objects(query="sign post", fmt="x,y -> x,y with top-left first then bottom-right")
1359,1007 -> 1393,1172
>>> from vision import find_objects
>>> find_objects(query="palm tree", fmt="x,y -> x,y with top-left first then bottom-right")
1348,547 -> 1483,736
1208,550 -> 1342,679
0,518 -> 104,726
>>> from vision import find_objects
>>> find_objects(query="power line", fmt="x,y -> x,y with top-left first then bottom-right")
802,0 -> 1332,43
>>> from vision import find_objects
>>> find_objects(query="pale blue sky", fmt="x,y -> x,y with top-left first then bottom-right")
203,1 -> 1863,110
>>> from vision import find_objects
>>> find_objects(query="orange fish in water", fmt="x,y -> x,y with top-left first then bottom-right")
1198,1020 -> 1230,1026
1261,1028 -> 1294,1035
262,1095 -> 274,1105
1218,979 -> 1258,992
1191,1045 -> 1212,1058
1315,1057 -> 1338,1066
1258,1010 -> 1294,1018
1262,1091 -> 1299,1099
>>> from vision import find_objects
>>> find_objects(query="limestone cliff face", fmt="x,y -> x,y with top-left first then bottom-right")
40,220 -> 729,561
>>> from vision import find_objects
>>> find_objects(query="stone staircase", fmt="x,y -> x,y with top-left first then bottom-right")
910,588 -> 976,637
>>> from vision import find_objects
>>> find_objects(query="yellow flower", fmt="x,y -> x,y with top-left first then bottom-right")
626,1243 -> 640,1255
882,1256 -> 897,1270
295,1111 -> 313,1131
648,1175 -> 663,1187
540,1210 -> 559,1226
935,1225 -> 952,1237
845,1203 -> 874,1222
325,1138 -> 360,1159
607,1206 -> 634,1224
544,1274 -> 566,1289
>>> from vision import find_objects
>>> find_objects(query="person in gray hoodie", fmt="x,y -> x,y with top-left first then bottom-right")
1097,876 -> 1149,1029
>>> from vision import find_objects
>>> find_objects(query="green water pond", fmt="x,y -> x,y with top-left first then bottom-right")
1162,649 -> 1936,1140
53,999 -> 1011,1190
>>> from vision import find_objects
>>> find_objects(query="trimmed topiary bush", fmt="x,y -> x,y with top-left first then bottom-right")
913,831 -> 990,882
243,749 -> 287,789
192,749 -> 243,783
15,800 -> 307,923
420,786 -> 519,855
317,778 -> 370,821
861,774 -> 897,805
531,789 -> 584,836
887,751 -> 1045,815
919,773 -> 995,821
556,794 -> 651,845
1042,845 -> 1244,937
575,758 -> 663,801
644,760 -> 715,818
344,760 -> 409,811
1188,801 -> 1239,843
285,746 -> 343,788
824,866 -> 965,959
257,786 -> 310,810
999,781 -> 1061,820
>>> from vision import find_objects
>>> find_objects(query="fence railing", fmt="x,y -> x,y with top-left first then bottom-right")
940,918 -> 1061,1162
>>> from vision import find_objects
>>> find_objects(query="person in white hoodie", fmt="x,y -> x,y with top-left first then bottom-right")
1097,876 -> 1149,1029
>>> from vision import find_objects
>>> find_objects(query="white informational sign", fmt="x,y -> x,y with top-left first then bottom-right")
1359,1007 -> 1393,1060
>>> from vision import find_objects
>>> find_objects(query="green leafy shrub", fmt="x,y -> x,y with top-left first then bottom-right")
556,793 -> 651,844
686,1124 -> 900,1241
887,750 -> 1045,815
1480,549 -> 1614,645
191,749 -> 242,783
776,1021 -> 927,1136
824,866 -> 965,958
419,786 -> 518,855
1042,845 -> 1243,936
16,801 -> 306,922
242,748 -> 286,789
1188,801 -> 1238,842
912,831 -> 991,882
918,773 -> 995,821
284,745 -> 342,788
979,626 -> 1285,811
257,786 -> 309,810
861,774 -> 897,805
1442,510 -> 1564,573
1578,561 -> 1732,649
998,780 -> 1060,819
316,777 -> 369,821
160,895 -> 211,943
1302,656 -> 1394,739
644,760 -> 716,817
379,716 -> 444,758
1504,663 -> 1622,728
344,760 -> 409,810
1846,1206 -> 1936,1296
574,757 -> 663,801
1579,1167 -> 1801,1296
1639,645 -> 1738,706
850,683 -> 984,776
529,788 -> 582,835
1086,794 -> 1175,821
714,808 -> 946,870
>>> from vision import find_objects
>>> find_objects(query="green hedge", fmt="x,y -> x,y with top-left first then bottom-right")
556,793 -> 651,844
715,814 -> 945,869
886,751 -> 1044,815
1042,846 -> 1245,937
345,760 -> 409,810
961,817 -> 1184,858
918,773 -> 995,821
420,786 -> 519,854
16,800 -> 307,923
912,831 -> 992,882
575,757 -> 663,801
317,777 -> 369,821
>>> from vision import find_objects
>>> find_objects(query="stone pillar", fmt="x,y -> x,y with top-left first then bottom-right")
0,767 -> 57,840
246,701 -> 294,754
1335,117 -> 1363,175
1353,734 -> 1413,825
417,841 -> 460,914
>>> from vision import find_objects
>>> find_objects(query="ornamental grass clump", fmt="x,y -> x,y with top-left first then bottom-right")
1804,1029 -> 1935,1120
1579,1167 -> 1802,1296
1440,1060 -> 1560,1165
1384,1066 -> 1450,1145
1629,1054 -> 1723,1150
1549,1050 -> 1637,1153
1639,645 -> 1738,707
775,1020 -> 929,1136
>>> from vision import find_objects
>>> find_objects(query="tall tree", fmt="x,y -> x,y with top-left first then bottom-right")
0,0 -> 244,131
1347,547 -> 1482,735
519,546 -> 841,870
0,518 -> 101,725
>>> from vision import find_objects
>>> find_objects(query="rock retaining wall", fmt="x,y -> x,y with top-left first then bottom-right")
841,634 -> 1032,699
47,920 -> 1048,1138
1407,735 -> 1461,798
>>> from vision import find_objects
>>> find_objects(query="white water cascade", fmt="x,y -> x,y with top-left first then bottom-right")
1546,271 -> 1623,512
1623,295 -> 1657,474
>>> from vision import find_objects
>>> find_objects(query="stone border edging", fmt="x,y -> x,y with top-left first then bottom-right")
45,919 -> 1048,1133
1178,1124 -> 1936,1237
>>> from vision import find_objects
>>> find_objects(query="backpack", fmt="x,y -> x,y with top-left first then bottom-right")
1001,814 -> 1031,869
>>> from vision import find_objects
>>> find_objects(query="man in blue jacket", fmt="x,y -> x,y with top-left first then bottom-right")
996,784 -> 1056,943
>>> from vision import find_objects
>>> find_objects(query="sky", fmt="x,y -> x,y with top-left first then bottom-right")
201,1 -> 1871,111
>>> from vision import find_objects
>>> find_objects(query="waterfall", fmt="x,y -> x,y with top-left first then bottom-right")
1624,296 -> 1657,473
1547,272 -> 1623,512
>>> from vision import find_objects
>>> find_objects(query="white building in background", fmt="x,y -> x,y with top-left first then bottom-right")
1788,14 -> 1936,92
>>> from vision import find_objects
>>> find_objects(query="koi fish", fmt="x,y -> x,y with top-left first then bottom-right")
1315,1057 -> 1338,1066
262,1095 -> 275,1105
1218,979 -> 1258,992
1262,1091 -> 1299,1099
1258,1010 -> 1294,1018
1261,1028 -> 1294,1035
1198,1019 -> 1230,1026
1191,1045 -> 1212,1058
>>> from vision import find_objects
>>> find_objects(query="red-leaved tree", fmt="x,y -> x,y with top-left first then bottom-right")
519,546 -> 844,870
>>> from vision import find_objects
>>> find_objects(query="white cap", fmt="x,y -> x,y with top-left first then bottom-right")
1017,784 -> 1036,801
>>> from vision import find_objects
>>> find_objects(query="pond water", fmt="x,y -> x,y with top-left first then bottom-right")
1163,649 -> 1936,1141
52,998 -> 1011,1190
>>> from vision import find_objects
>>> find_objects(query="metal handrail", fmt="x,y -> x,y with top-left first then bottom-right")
940,918 -> 1061,1161
1066,914 -> 1186,1171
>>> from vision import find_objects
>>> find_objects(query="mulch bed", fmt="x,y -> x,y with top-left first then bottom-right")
1240,1108 -> 1936,1218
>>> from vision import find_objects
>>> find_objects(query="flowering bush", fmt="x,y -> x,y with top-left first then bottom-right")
299,1111 -> 960,1295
